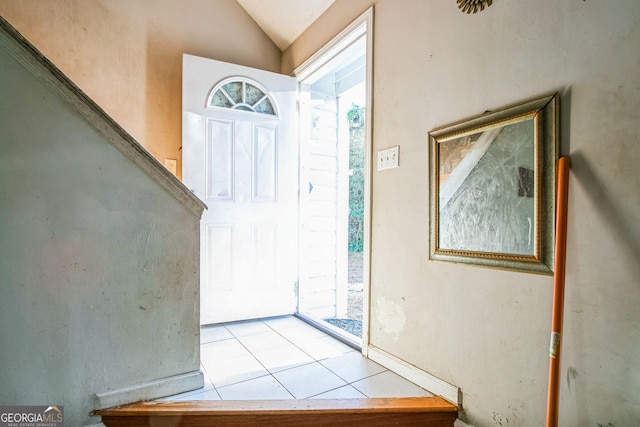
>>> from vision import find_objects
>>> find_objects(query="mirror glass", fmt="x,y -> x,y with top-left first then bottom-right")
438,117 -> 535,254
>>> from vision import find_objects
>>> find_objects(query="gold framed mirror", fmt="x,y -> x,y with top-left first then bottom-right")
428,93 -> 559,274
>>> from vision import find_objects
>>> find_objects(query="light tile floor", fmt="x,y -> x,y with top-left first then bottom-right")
161,315 -> 433,401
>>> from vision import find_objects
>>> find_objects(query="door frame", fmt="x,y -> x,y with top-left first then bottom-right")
294,7 -> 374,354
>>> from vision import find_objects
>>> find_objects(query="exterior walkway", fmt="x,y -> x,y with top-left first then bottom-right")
161,315 -> 433,401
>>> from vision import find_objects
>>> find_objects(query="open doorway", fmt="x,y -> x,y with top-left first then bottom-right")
182,9 -> 372,346
295,9 -> 373,349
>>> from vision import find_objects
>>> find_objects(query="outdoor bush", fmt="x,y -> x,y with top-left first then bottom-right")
347,103 -> 365,253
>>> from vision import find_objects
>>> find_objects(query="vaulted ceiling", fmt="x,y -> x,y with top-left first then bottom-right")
235,0 -> 336,51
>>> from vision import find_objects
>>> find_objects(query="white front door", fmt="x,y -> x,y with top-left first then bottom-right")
182,54 -> 298,325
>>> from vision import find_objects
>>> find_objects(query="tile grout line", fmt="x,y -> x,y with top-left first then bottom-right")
220,320 -> 296,400
251,319 -> 362,395
208,325 -> 227,400
200,318 -> 425,401
261,318 -> 328,364
200,324 -> 242,400
256,319 -> 317,400
259,319 -> 356,400
261,319 -> 363,399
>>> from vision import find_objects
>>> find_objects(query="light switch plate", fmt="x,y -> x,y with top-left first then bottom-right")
377,146 -> 399,171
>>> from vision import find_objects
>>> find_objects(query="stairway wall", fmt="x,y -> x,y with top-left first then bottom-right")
0,24 -> 203,426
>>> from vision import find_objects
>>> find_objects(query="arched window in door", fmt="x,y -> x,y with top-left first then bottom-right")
207,77 -> 277,116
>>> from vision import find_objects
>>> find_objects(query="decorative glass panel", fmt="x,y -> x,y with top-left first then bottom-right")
223,82 -> 243,104
245,83 -> 265,105
209,78 -> 277,116
254,97 -> 275,115
211,90 -> 233,109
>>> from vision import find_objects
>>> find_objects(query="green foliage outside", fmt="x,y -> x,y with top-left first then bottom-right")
347,103 -> 365,253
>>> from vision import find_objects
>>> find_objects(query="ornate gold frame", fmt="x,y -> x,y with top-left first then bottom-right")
428,93 -> 559,274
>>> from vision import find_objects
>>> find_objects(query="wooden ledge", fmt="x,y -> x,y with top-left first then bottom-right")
98,397 -> 459,427
98,396 -> 458,415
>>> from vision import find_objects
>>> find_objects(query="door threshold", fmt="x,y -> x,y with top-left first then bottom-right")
294,312 -> 362,351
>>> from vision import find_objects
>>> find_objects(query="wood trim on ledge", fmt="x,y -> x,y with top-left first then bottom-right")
0,16 -> 207,219
97,397 -> 458,427
94,371 -> 204,410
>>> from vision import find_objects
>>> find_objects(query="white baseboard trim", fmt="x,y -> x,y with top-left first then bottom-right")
367,345 -> 461,406
94,370 -> 204,410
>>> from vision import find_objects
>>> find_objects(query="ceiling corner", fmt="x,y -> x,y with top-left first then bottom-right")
236,0 -> 336,51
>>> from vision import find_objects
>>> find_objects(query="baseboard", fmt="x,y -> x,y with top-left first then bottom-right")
94,370 -> 204,410
367,345 -> 461,406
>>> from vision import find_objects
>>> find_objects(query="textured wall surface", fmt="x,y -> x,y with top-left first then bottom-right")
287,1 -> 640,425
0,41 -> 200,426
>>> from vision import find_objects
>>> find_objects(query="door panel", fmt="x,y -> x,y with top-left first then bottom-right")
252,124 -> 278,202
206,118 -> 234,201
205,224 -> 234,291
183,54 -> 297,325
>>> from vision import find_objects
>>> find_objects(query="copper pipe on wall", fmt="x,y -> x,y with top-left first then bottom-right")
545,156 -> 571,427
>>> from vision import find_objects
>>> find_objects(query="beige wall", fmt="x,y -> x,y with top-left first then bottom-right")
0,0 -> 281,178
286,1 -> 640,426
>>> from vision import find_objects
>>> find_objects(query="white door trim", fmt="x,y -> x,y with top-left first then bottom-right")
294,7 -> 372,82
295,7 -> 374,352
